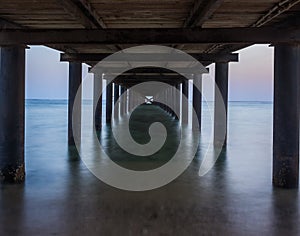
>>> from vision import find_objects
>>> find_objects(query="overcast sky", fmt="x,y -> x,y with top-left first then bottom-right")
25,44 -> 274,101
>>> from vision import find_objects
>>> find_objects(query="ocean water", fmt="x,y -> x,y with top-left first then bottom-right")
1,99 -> 299,235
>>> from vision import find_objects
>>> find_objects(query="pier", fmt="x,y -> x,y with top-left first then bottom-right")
1,0 -> 300,234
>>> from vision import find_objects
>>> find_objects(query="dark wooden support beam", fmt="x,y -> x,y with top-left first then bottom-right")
58,0 -> 96,29
184,0 -> 224,27
74,0 -> 106,28
214,62 -> 228,147
110,75 -> 185,82
0,46 -> 25,183
68,62 -> 82,145
93,73 -> 102,131
273,43 -> 300,188
91,67 -> 210,74
61,53 -> 238,62
1,27 -> 300,45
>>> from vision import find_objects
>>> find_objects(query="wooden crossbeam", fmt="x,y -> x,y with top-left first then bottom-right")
106,75 -> 185,81
1,27 -> 299,46
184,0 -> 224,27
61,53 -> 238,62
75,0 -> 106,28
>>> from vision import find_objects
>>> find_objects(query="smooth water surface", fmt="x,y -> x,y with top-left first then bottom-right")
0,100 -> 299,235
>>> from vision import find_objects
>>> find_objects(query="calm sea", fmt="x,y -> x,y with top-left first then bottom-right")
1,99 -> 298,235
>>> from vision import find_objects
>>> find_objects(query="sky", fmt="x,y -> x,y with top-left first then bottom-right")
25,44 -> 274,101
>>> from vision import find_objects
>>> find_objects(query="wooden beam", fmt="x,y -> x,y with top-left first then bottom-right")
106,75 -> 185,81
75,0 -> 106,28
58,0 -> 95,29
1,27 -> 299,46
61,52 -> 238,62
184,0 -> 224,27
90,67 -> 209,74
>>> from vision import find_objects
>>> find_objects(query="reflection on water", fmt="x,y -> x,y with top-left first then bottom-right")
0,100 -> 299,235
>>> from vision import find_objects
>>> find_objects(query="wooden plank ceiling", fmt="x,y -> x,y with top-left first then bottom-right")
1,0 -> 300,59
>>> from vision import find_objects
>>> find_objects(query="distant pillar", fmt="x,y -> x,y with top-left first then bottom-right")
128,89 -> 132,112
94,73 -> 102,131
193,74 -> 202,131
0,46 -> 25,183
214,62 -> 229,146
273,43 -> 300,188
175,84 -> 180,120
120,86 -> 126,116
114,83 -> 119,119
106,81 -> 113,123
182,79 -> 189,124
125,89 -> 128,114
68,62 -> 82,145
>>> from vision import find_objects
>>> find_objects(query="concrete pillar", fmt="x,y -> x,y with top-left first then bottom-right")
106,81 -> 113,123
0,46 -> 25,183
68,62 -> 82,145
114,83 -> 119,119
114,83 -> 119,104
120,86 -> 126,116
175,84 -> 180,120
125,89 -> 128,114
182,79 -> 189,124
193,75 -> 202,131
94,74 -> 102,131
214,62 -> 228,146
273,43 -> 300,188
128,89 -> 132,112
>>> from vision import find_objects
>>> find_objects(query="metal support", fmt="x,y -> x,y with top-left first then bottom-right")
273,43 -> 300,188
68,62 -> 82,145
0,46 -> 25,183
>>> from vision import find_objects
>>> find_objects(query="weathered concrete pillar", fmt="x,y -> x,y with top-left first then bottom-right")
68,62 -> 82,145
94,73 -> 102,131
273,43 -> 300,188
214,62 -> 228,146
193,75 -> 202,131
106,81 -> 113,123
182,79 -> 189,124
114,83 -> 119,119
0,46 -> 25,183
